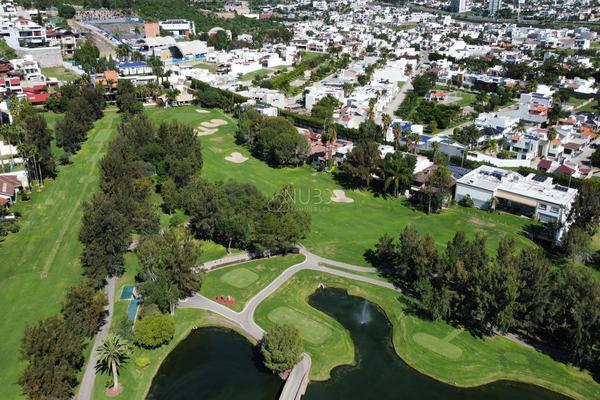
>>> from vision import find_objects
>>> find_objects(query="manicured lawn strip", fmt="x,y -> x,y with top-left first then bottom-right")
42,66 -> 81,82
0,111 -> 120,399
196,240 -> 231,264
91,309 -> 251,400
322,264 -> 388,282
199,254 -> 305,311
255,270 -> 600,400
197,127 -> 536,265
254,272 -> 354,380
193,62 -> 217,73
239,68 -> 270,81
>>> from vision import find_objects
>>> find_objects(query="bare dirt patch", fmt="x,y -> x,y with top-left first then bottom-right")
330,189 -> 354,203
469,218 -> 496,228
201,119 -> 228,128
225,152 -> 249,164
195,127 -> 218,136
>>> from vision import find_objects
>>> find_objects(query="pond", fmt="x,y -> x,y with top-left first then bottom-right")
147,289 -> 569,400
304,288 -> 568,400
146,327 -> 283,400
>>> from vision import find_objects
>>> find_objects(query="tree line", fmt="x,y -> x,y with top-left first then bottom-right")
19,280 -> 107,399
54,83 -> 106,155
80,109 -> 202,288
369,226 -> 600,374
182,179 -> 310,255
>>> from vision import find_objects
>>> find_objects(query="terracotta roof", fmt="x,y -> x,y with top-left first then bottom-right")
563,142 -> 582,150
537,159 -> 553,169
25,92 -> 51,104
551,138 -> 562,145
555,165 -> 576,175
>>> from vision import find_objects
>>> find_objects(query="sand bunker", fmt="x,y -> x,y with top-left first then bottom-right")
196,109 -> 210,114
195,127 -> 218,136
330,189 -> 354,203
201,119 -> 228,128
225,152 -> 249,164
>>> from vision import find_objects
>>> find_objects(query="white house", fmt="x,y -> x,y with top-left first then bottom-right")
455,165 -> 577,241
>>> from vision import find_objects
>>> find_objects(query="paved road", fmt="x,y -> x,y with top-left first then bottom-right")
179,248 -> 397,343
77,277 -> 116,400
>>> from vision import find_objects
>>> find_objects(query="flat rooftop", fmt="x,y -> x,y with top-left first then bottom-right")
457,165 -> 578,206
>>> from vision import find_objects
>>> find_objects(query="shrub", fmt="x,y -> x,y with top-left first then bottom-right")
133,313 -> 174,348
59,153 -> 71,165
460,194 -> 474,208
135,356 -> 150,369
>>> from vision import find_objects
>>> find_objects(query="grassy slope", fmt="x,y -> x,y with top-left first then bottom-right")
0,110 -> 120,399
254,270 -> 600,400
199,254 -> 305,311
42,67 -> 81,82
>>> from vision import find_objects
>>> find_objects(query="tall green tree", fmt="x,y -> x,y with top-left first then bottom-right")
62,279 -> 107,338
342,141 -> 380,187
260,324 -> 302,373
79,192 -> 129,287
19,316 -> 84,400
137,227 -> 203,300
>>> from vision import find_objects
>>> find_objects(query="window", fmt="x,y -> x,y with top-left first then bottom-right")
538,204 -> 547,210
550,206 -> 560,213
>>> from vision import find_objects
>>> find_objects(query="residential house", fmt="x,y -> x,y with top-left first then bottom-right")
455,165 -> 578,241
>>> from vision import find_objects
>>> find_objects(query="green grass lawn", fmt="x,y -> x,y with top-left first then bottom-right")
199,254 -> 305,311
42,66 -> 81,82
127,105 -> 538,266
254,270 -> 600,400
193,117 -> 535,265
451,90 -> 476,107
192,63 -> 217,73
254,272 -> 354,380
0,110 -> 120,399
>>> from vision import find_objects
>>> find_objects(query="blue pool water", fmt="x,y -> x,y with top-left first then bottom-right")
120,285 -> 134,300
127,299 -> 141,321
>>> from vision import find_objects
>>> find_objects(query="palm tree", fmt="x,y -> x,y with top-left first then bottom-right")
408,132 -> 420,154
165,88 -> 180,107
547,127 -> 558,141
148,55 -> 164,84
381,113 -> 392,142
368,98 -> 377,120
96,334 -> 131,392
115,43 -> 132,61
392,124 -> 402,151
381,156 -> 412,198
